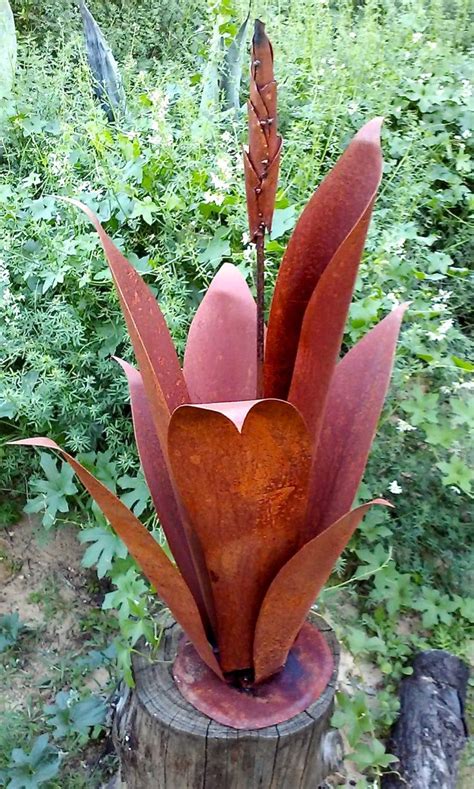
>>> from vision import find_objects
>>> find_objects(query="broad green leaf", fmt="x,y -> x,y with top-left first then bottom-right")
44,690 -> 106,739
7,735 -> 61,788
451,355 -> 474,372
0,611 -> 24,652
197,228 -> 231,267
118,471 -> 150,517
269,206 -> 297,240
79,525 -> 128,578
436,456 -> 473,494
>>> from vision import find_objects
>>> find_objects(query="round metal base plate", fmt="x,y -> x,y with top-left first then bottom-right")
172,621 -> 334,730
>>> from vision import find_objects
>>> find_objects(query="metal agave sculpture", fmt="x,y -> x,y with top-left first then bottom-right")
12,21 -> 406,728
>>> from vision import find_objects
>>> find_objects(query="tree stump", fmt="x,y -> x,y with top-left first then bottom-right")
382,649 -> 469,789
113,614 -> 342,788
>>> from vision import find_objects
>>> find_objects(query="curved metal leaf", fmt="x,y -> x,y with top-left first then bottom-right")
288,202 -> 374,443
264,117 -> 383,399
63,198 -> 189,451
253,500 -> 390,682
305,304 -> 407,539
10,437 -> 223,680
114,358 -> 215,635
183,263 -> 257,403
168,399 -> 312,673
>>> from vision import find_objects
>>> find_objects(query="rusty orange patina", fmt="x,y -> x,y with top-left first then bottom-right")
173,620 -> 333,730
168,399 -> 312,674
12,20 -> 407,728
243,19 -> 281,240
264,117 -> 384,401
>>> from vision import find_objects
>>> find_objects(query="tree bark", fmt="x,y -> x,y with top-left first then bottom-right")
382,649 -> 469,789
113,614 -> 342,788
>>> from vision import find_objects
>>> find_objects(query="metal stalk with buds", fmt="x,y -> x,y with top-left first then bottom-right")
11,20 -> 406,729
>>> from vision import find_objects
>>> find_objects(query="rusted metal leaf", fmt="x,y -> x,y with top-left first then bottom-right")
183,263 -> 257,403
10,437 -> 223,680
253,500 -> 390,683
63,198 -> 189,450
244,19 -> 281,238
305,304 -> 408,540
114,357 -> 216,636
168,399 -> 312,673
264,117 -> 383,400
173,620 -> 333,729
288,203 -> 374,444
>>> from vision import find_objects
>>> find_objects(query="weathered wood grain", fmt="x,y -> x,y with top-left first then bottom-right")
382,649 -> 469,789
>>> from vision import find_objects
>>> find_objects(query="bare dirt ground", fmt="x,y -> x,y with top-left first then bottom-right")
0,516 -> 98,705
0,515 -> 114,785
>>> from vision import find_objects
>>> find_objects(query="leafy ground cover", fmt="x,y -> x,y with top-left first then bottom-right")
0,0 -> 473,785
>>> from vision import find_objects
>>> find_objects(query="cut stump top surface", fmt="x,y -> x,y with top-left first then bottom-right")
131,613 -> 339,739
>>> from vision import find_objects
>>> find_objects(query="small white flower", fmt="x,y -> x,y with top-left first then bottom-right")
412,32 -> 423,43
202,191 -> 225,206
216,155 -> 233,177
437,289 -> 452,302
386,292 -> 401,306
454,381 -> 474,391
427,318 -> 454,341
388,480 -> 403,495
222,131 -> 233,144
22,172 -> 41,187
427,41 -> 437,49
347,100 -> 359,115
396,419 -> 416,433
462,129 -> 472,140
241,231 -> 250,245
243,246 -> 254,263
211,172 -> 229,191
440,318 -> 454,333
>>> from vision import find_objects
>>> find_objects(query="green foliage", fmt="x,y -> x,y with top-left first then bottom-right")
23,453 -> 77,528
0,1 -> 17,98
79,524 -> 128,578
43,690 -> 106,742
0,612 -> 25,653
0,735 -> 61,789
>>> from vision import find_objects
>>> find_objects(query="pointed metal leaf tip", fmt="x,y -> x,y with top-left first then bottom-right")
355,116 -> 384,143
253,19 -> 266,44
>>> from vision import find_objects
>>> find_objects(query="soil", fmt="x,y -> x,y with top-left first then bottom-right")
0,515 -> 102,704
0,515 -> 114,785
